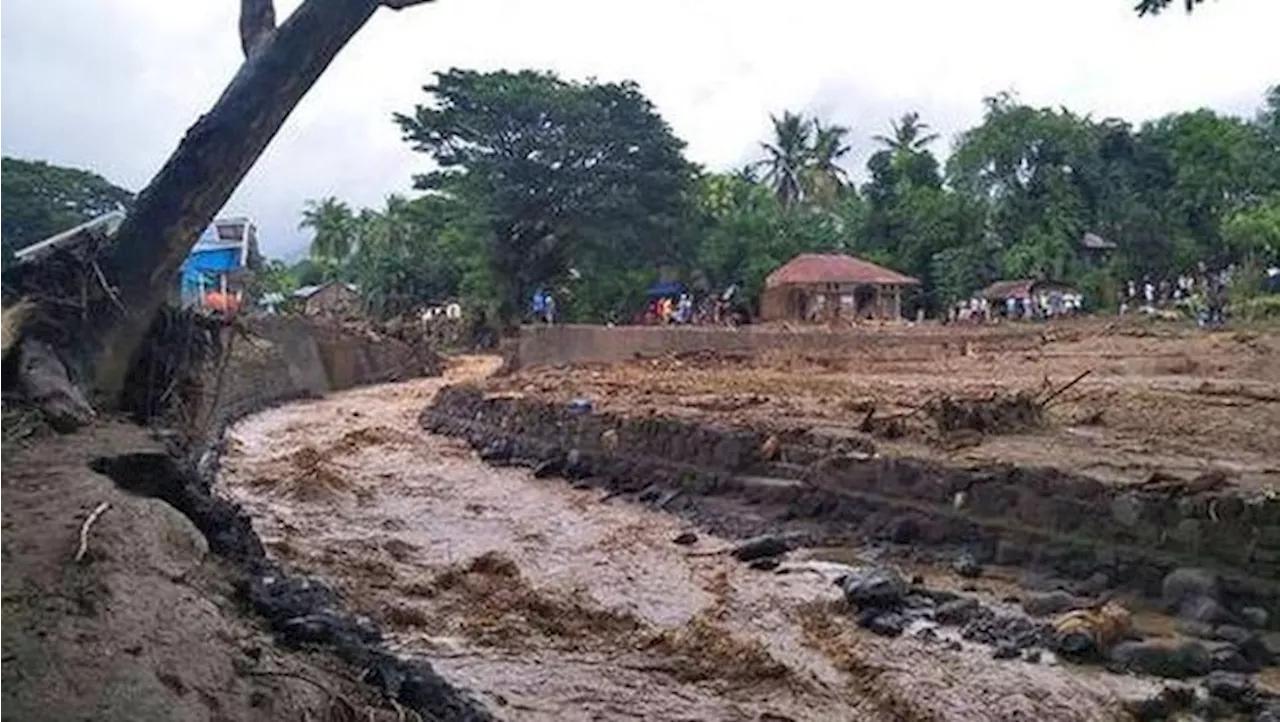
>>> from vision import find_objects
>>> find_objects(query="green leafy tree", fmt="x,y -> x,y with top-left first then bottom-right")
348,192 -> 487,318
394,68 -> 696,324
1223,194 -> 1280,266
1,157 -> 134,258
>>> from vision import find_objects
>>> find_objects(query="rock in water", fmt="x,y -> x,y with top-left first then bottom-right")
1022,591 -> 1081,617
672,531 -> 698,546
838,567 -> 907,609
1121,686 -> 1196,722
1161,568 -> 1220,610
730,533 -> 803,562
1239,606 -> 1269,629
952,552 -> 983,579
1203,671 -> 1254,703
748,557 -> 781,571
1178,595 -> 1233,625
1203,642 -> 1256,673
857,610 -> 906,637
1110,640 -> 1211,679
935,597 -> 982,625
992,643 -> 1020,660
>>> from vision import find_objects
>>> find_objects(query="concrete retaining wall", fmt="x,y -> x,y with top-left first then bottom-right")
515,323 -> 1050,368
196,316 -> 436,434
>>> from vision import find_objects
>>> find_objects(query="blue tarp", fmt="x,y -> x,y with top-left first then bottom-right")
179,232 -> 243,305
645,282 -> 686,299
183,247 -> 240,273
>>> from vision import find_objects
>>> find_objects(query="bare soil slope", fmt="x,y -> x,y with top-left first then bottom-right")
1,422 -> 409,722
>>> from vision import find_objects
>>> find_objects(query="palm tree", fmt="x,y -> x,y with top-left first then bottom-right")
298,197 -> 355,262
805,120 -> 853,207
873,112 -> 940,154
755,111 -> 813,208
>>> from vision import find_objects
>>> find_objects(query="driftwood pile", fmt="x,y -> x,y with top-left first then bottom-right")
856,370 -> 1093,448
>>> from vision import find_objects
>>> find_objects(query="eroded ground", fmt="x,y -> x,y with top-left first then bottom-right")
483,320 -> 1280,491
219,355 -> 1168,721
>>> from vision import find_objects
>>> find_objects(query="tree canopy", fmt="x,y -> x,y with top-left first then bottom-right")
392,68 -> 697,323
289,79 -> 1279,323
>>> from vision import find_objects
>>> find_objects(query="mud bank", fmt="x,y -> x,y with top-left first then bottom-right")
422,385 -> 1280,620
3,318 -> 488,721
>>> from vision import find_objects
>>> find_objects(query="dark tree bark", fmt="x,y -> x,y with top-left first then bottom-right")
239,0 -> 277,57
94,0 -> 432,402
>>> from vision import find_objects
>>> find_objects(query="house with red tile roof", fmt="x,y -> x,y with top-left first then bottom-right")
760,253 -> 919,322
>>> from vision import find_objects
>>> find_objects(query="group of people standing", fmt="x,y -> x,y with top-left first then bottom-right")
645,293 -> 695,325
951,290 -> 1082,324
1117,268 -> 1228,326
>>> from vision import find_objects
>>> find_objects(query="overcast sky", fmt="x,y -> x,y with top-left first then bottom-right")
3,0 -> 1278,259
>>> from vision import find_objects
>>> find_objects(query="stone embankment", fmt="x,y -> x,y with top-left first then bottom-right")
422,384 -> 1280,620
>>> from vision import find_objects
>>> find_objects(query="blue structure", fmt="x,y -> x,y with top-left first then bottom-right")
178,217 -> 258,308
645,281 -> 686,299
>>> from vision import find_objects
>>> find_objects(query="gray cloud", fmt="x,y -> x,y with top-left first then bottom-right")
4,0 -> 1278,260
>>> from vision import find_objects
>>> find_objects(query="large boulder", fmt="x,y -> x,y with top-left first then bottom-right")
837,566 -> 908,610
1110,640 -> 1212,679
730,533 -> 805,563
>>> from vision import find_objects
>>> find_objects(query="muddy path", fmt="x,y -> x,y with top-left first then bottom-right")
218,356 -> 1157,721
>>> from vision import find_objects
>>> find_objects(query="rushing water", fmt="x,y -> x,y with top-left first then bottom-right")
218,356 -> 1159,721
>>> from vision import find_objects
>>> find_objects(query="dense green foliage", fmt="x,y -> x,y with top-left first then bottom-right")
1,157 -> 134,263
284,73 -> 1278,322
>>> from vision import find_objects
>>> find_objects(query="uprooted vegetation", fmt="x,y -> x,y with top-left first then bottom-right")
922,391 -> 1047,435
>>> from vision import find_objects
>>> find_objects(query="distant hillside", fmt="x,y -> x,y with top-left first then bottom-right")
1,157 -> 134,260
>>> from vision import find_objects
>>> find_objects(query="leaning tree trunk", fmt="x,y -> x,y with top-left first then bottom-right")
93,0 -> 428,403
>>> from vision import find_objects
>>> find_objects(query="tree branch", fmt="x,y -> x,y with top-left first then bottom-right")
239,0 -> 277,58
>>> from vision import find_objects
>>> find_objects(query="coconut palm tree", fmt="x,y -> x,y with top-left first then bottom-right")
755,112 -> 813,208
299,196 -> 355,262
873,112 -> 940,154
805,120 -> 853,208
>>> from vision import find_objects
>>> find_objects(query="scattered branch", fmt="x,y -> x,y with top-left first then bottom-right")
91,261 -> 126,312
1040,369 -> 1093,407
74,502 -> 111,563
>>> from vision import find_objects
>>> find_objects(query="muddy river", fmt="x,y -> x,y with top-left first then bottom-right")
219,356 -> 1159,721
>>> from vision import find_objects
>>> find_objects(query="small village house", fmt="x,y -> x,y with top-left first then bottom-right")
760,253 -> 919,322
292,281 -> 361,319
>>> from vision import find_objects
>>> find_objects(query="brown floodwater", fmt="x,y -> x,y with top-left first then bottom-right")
218,356 -> 1162,721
